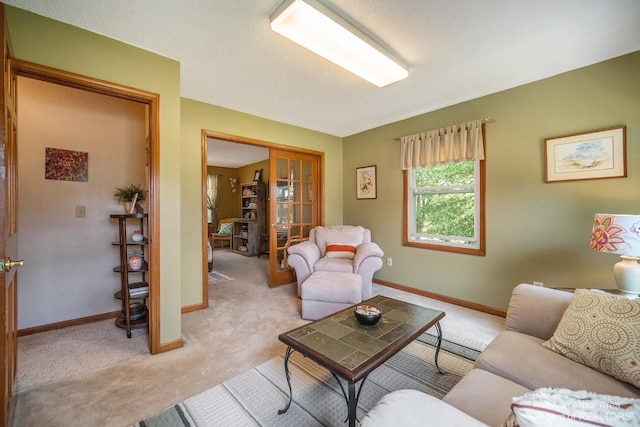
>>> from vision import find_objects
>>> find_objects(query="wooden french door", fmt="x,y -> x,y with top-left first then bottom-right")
269,150 -> 321,287
0,4 -> 19,425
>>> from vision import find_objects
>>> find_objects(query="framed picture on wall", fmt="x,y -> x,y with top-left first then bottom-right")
356,165 -> 377,199
544,125 -> 626,183
45,147 -> 89,182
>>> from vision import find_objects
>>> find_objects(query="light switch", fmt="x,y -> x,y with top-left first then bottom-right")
75,206 -> 85,217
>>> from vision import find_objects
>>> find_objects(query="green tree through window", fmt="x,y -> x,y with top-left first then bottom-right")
405,160 -> 485,255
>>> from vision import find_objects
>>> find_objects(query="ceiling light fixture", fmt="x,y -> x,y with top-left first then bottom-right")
270,0 -> 409,87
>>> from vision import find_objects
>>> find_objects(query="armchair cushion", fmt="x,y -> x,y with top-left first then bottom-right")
315,257 -> 354,273
314,226 -> 365,256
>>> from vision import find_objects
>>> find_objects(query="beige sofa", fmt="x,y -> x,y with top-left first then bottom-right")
361,284 -> 640,426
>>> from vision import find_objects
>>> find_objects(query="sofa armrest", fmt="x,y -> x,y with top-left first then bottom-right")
353,242 -> 384,271
506,283 -> 573,340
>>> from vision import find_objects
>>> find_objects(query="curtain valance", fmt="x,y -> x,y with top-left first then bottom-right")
401,119 -> 484,169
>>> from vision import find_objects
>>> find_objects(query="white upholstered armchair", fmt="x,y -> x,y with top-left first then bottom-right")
287,225 -> 384,297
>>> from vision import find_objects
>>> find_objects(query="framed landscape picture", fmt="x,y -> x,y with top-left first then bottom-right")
356,165 -> 377,199
544,126 -> 626,183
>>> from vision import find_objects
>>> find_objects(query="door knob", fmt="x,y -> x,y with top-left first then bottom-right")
4,257 -> 24,272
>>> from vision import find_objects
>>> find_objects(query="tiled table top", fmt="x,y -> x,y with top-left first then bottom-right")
279,295 -> 445,382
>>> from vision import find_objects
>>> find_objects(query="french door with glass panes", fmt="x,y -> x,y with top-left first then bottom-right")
269,150 -> 321,287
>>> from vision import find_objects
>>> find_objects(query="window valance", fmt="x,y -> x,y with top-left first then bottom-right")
401,119 -> 485,169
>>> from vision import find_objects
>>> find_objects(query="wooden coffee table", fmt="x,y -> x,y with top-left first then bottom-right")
277,295 -> 445,427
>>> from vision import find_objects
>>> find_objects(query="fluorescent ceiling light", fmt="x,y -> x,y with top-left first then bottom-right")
270,0 -> 409,87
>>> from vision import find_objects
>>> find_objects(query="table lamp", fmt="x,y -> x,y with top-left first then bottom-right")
589,213 -> 640,296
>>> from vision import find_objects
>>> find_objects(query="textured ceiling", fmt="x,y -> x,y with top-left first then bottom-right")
6,0 -> 640,137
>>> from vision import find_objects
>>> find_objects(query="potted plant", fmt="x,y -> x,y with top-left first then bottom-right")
114,184 -> 147,213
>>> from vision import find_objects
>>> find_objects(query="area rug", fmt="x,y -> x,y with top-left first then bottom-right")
134,336 -> 475,426
208,271 -> 234,284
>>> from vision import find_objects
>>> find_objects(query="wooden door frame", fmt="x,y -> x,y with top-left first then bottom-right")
1,4 -> 16,422
199,130 -> 325,306
11,59 -> 163,355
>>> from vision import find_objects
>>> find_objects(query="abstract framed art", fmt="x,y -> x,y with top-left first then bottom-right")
45,147 -> 89,182
543,126 -> 626,183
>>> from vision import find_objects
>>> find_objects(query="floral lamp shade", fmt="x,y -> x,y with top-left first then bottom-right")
590,214 -> 640,255
589,213 -> 640,296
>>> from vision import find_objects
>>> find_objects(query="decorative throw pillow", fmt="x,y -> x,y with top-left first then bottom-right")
541,290 -> 640,388
314,226 -> 365,256
502,387 -> 640,427
325,243 -> 357,259
217,222 -> 233,235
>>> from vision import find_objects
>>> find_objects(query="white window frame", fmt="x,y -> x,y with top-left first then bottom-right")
403,160 -> 485,256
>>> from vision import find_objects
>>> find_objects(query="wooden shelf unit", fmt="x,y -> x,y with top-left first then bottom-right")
233,181 -> 265,256
110,213 -> 149,338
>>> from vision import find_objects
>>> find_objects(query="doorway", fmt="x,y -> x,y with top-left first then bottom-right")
12,60 -> 162,354
201,131 -> 324,303
16,76 -> 146,332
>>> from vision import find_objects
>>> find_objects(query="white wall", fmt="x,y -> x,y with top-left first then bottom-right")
17,77 -> 146,330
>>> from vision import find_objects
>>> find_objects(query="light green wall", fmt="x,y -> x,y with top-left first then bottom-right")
344,51 -> 640,310
7,6 -> 183,344
12,3 -> 636,321
180,98 -> 343,307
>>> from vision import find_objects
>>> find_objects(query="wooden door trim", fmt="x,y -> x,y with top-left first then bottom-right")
11,59 -> 166,355
201,130 -> 325,298
1,4 -> 16,422
204,131 -> 325,158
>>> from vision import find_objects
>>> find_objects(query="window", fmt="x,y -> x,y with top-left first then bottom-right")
404,159 -> 485,255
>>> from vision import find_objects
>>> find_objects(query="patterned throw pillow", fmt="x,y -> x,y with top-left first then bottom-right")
542,290 -> 640,388
503,388 -> 640,427
217,222 -> 233,235
325,243 -> 357,259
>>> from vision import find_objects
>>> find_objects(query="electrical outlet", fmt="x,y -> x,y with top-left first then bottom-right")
533,281 -> 543,287
386,257 -> 392,266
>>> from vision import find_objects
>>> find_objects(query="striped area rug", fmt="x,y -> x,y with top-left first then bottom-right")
208,271 -> 234,284
134,337 -> 475,427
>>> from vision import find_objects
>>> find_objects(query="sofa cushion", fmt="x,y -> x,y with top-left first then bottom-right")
444,368 -> 530,427
503,387 -> 640,427
475,331 -> 640,398
361,389 -> 489,427
314,226 -> 365,256
541,290 -> 640,388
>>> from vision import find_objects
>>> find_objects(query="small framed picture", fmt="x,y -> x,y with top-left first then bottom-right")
356,165 -> 377,199
544,126 -> 626,183
45,147 -> 89,182
253,168 -> 263,182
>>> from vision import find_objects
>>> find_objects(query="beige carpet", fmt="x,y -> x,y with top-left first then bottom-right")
16,318 -> 148,393
13,251 -> 504,426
